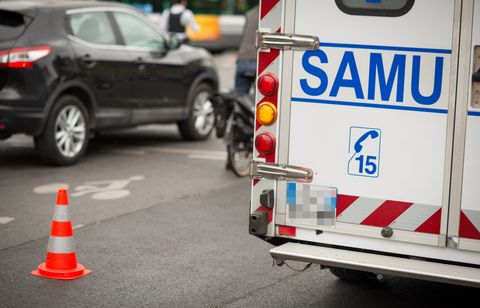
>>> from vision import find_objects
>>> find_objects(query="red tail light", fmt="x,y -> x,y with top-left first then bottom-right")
255,132 -> 276,155
257,72 -> 278,97
0,46 -> 51,69
278,225 -> 296,236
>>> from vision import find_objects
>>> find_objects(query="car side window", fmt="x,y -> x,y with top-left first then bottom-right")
68,12 -> 116,45
113,12 -> 165,50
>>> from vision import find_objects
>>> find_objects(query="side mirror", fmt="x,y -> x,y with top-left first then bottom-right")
168,35 -> 181,50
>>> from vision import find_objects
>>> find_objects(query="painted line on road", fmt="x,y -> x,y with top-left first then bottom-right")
0,217 -> 15,224
106,149 -> 147,156
102,146 -> 227,158
73,224 -> 84,230
188,154 -> 226,161
4,142 -> 33,148
34,183 -> 70,194
147,147 -> 226,157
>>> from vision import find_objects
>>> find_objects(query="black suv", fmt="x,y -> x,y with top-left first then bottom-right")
0,1 -> 218,165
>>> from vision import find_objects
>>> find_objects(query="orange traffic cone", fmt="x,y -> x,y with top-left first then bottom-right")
32,189 -> 91,280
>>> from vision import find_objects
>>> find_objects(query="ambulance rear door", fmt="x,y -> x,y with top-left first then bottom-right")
449,0 -> 480,252
279,0 -> 460,248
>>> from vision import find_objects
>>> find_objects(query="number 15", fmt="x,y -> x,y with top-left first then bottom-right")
355,155 -> 377,175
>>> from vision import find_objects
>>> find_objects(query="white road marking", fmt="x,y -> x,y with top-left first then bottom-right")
92,190 -> 130,200
188,154 -> 226,161
6,143 -> 33,148
34,175 -> 144,201
107,149 -> 147,156
102,146 -> 227,158
0,217 -> 15,224
147,147 -> 226,157
34,183 -> 70,194
73,224 -> 84,230
3,136 -> 33,148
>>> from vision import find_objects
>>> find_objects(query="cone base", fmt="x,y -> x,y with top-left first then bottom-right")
32,263 -> 91,280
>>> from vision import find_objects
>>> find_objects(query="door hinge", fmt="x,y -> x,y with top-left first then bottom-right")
250,161 -> 313,182
256,30 -> 320,51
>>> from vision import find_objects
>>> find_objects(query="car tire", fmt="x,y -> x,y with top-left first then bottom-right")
177,83 -> 215,140
227,145 -> 252,177
329,267 -> 375,282
35,95 -> 89,166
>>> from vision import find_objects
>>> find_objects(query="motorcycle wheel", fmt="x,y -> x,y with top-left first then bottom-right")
227,145 -> 252,177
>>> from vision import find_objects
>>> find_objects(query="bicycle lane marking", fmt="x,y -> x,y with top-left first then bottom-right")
0,217 -> 15,224
33,175 -> 145,201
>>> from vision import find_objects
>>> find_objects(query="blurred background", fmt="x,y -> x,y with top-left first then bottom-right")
111,0 -> 258,51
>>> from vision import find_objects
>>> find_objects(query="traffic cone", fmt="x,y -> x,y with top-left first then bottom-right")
32,189 -> 91,280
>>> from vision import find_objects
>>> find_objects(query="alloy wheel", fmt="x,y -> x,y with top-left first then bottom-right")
54,105 -> 86,158
192,91 -> 215,136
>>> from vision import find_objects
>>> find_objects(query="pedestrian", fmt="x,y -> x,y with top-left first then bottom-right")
235,5 -> 259,94
160,0 -> 200,43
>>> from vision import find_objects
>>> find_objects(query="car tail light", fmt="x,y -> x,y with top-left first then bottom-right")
256,102 -> 277,126
257,72 -> 278,97
255,132 -> 276,155
0,46 -> 51,69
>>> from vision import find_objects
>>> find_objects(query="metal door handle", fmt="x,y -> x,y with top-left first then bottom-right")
250,161 -> 313,182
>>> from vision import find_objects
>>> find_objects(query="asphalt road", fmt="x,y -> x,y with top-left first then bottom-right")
0,51 -> 478,307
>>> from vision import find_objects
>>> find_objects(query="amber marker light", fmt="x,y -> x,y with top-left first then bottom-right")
256,102 -> 277,126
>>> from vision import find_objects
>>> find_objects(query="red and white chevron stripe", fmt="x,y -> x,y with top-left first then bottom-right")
336,194 -> 442,234
251,0 -> 283,236
460,210 -> 480,240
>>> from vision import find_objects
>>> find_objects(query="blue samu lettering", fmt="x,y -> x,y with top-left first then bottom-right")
300,49 -> 444,106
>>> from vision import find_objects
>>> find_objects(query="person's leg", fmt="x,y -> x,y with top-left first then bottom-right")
248,76 -> 258,94
235,60 -> 251,94
243,60 -> 258,94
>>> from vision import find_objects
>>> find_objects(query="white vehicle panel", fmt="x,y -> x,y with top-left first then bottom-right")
287,0 -> 455,242
459,1 -> 480,250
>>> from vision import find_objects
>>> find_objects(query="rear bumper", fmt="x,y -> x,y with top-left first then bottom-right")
270,242 -> 480,288
0,105 -> 45,136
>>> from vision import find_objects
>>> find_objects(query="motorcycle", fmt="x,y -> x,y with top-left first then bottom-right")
211,91 -> 255,177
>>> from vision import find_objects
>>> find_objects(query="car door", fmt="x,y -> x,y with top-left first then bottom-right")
111,10 -> 185,114
67,9 -> 136,127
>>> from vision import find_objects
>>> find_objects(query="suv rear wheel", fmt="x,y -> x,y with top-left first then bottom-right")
177,83 -> 215,140
35,95 -> 89,165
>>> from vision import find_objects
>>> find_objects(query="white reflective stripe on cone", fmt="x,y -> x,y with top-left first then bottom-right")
47,236 -> 76,253
52,205 -> 70,222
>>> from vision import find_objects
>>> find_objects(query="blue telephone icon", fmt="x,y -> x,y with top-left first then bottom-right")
354,130 -> 379,153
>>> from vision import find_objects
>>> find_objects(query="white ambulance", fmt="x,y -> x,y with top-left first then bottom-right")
250,0 -> 480,287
